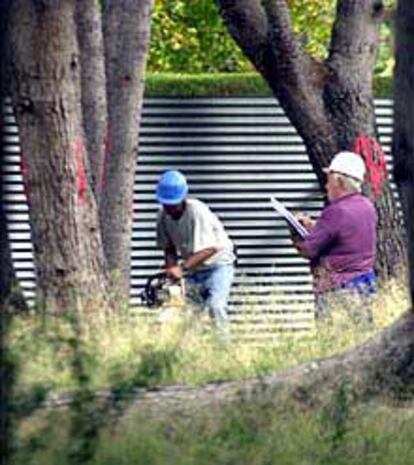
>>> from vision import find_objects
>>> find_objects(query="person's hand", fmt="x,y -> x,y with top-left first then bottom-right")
295,214 -> 315,230
165,265 -> 183,280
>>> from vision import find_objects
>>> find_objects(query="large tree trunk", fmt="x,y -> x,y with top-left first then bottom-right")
76,0 -> 107,200
100,0 -> 154,302
0,3 -> 16,463
393,0 -> 414,305
7,0 -> 110,315
0,5 -> 18,313
216,0 -> 405,280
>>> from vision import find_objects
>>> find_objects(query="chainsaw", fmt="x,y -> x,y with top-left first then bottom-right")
140,272 -> 186,309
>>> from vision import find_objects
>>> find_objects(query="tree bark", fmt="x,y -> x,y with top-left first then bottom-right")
100,0 -> 154,301
393,0 -> 414,305
0,2 -> 16,312
0,3 -> 16,463
76,0 -> 107,200
7,0 -> 110,315
216,0 -> 406,279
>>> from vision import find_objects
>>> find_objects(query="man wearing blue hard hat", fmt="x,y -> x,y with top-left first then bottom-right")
156,169 -> 236,338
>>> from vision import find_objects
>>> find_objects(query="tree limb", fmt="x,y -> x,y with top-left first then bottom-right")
216,0 -> 335,176
325,0 -> 384,137
261,0 -> 305,88
76,0 -> 107,201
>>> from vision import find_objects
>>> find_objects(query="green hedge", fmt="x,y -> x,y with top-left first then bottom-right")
145,73 -> 393,98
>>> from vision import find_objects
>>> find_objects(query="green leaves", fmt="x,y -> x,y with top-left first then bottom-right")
148,0 -> 394,78
148,0 -> 251,73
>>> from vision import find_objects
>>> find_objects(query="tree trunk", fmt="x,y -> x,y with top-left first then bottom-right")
0,3 -> 16,463
0,2 -> 16,312
216,0 -> 406,279
393,0 -> 414,305
7,0 -> 110,315
100,0 -> 154,301
76,0 -> 107,200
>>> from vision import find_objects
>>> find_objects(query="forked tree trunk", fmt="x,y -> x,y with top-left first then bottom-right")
216,0 -> 405,280
100,0 -> 154,301
7,0 -> 110,315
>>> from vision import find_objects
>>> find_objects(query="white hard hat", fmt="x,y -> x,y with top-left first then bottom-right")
323,151 -> 366,182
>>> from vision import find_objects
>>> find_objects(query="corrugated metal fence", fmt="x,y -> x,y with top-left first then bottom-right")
1,97 -> 394,340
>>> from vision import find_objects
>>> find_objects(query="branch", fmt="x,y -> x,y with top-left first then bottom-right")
261,0 -> 303,86
327,0 -> 384,86
216,0 -> 317,92
216,0 -> 334,164
215,0 -> 269,71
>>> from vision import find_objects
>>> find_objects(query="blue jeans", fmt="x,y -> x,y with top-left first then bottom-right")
315,272 -> 377,327
186,264 -> 234,337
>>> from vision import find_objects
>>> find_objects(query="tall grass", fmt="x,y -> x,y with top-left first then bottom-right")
8,276 -> 410,464
11,275 -> 408,393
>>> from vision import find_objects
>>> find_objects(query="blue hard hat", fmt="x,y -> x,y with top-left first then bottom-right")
156,170 -> 188,204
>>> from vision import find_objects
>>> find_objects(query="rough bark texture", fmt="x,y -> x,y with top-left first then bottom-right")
216,0 -> 405,279
0,3 -> 15,463
393,0 -> 414,305
7,0 -> 109,315
0,2 -> 14,311
76,0 -> 107,200
99,0 -> 154,302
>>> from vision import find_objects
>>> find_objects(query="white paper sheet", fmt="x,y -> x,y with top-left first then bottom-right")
269,196 -> 309,239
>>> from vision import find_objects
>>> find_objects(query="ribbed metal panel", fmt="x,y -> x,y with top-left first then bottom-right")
1,97 -> 394,338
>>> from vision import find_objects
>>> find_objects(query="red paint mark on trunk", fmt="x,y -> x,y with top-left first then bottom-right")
75,137 -> 88,205
353,135 -> 387,198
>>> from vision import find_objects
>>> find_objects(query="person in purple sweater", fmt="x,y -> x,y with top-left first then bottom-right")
292,151 -> 377,325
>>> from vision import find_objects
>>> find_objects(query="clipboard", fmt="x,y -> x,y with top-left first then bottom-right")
270,196 -> 309,239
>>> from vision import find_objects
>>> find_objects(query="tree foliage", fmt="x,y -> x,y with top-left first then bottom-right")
148,0 -> 251,72
148,0 -> 394,75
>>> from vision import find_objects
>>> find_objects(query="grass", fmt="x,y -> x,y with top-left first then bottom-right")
11,275 -> 408,393
6,275 -> 411,464
14,389 -> 414,465
89,401 -> 414,465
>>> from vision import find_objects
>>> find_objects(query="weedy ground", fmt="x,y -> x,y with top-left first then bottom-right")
7,276 -> 412,465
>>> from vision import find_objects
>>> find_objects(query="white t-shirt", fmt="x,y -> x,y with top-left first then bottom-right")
156,198 -> 235,269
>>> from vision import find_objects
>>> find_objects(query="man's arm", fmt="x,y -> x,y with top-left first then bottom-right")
165,246 -> 220,279
291,208 -> 336,259
164,245 -> 182,279
184,247 -> 220,271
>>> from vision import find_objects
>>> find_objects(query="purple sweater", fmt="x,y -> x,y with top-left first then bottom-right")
302,193 -> 377,293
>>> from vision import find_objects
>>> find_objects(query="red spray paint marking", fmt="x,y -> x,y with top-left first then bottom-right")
353,134 -> 388,198
20,149 -> 31,201
74,137 -> 88,205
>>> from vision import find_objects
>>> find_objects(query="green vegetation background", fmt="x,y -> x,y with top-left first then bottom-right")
146,0 -> 394,97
